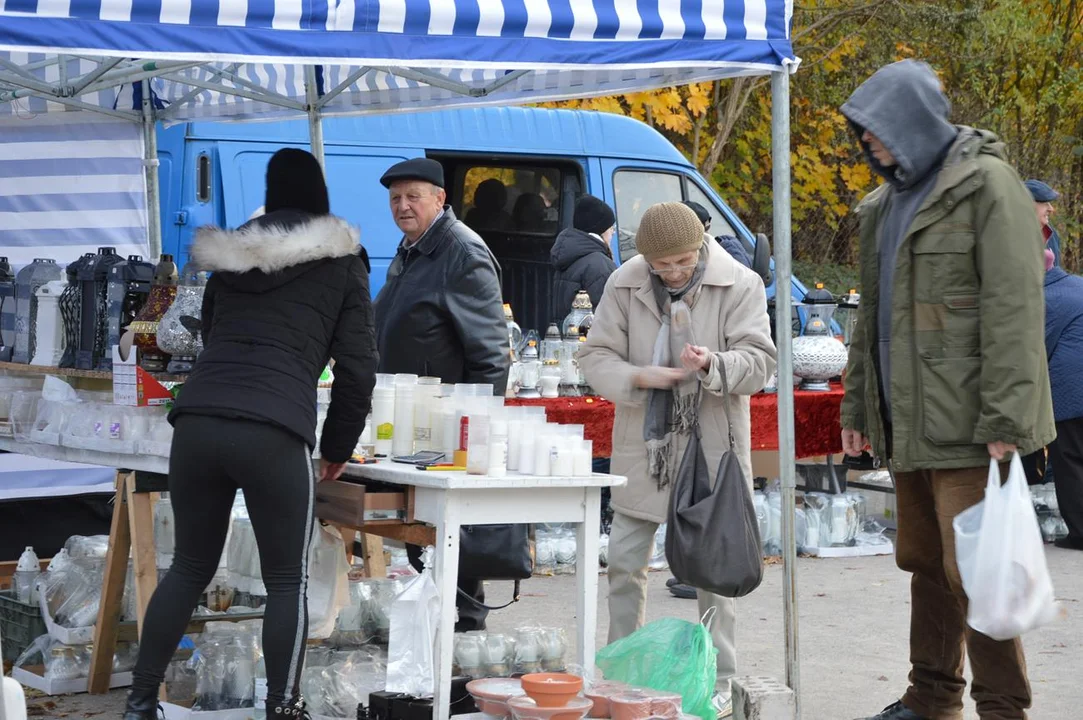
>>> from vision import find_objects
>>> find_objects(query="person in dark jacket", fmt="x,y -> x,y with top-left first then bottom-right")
551,195 -> 617,316
682,200 -> 753,269
123,148 -> 377,720
1044,264 -> 1083,549
1026,179 -> 1062,267
373,157 -> 510,632
373,158 -> 510,394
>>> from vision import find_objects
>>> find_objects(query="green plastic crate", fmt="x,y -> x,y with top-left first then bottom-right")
0,590 -> 48,663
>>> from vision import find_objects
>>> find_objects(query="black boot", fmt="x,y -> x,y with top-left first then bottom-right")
854,701 -> 929,720
121,690 -> 160,720
268,699 -> 310,719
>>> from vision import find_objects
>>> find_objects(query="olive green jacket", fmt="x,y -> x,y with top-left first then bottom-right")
840,128 -> 1056,471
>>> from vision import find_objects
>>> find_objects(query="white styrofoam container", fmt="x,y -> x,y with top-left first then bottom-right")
11,666 -> 132,696
161,702 -> 258,720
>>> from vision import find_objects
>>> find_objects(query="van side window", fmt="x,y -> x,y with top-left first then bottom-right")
196,154 -> 211,204
461,166 -> 561,234
685,181 -> 736,238
613,170 -> 682,260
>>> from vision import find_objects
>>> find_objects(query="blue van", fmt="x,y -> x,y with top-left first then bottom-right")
158,106 -> 807,334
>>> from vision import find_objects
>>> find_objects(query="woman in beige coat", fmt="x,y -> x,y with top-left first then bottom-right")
578,202 -> 776,717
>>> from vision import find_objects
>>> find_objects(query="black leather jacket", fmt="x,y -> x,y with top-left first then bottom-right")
373,208 -> 510,394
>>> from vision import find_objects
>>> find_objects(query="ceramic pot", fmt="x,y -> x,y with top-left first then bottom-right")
520,673 -> 583,708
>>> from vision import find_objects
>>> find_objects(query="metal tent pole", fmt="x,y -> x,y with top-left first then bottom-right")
304,65 -> 326,169
141,79 -> 163,259
771,69 -> 801,718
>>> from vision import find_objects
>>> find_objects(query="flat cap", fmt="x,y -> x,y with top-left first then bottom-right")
380,158 -> 445,189
1024,179 -> 1059,203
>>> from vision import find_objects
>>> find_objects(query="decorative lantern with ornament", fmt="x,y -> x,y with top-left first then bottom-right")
791,283 -> 848,392
156,262 -> 208,374
129,255 -> 179,372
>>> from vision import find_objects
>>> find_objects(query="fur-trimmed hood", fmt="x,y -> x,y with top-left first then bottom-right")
193,211 -> 359,275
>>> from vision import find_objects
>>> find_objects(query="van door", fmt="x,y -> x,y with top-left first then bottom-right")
214,142 -> 414,294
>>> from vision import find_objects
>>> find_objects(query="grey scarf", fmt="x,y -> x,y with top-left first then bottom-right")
643,252 -> 707,491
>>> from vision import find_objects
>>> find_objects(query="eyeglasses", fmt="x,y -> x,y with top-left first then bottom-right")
648,263 -> 698,276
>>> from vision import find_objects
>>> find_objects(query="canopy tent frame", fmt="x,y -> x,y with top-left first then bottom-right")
0,5 -> 803,714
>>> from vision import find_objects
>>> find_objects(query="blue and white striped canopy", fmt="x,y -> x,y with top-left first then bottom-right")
0,0 -> 796,121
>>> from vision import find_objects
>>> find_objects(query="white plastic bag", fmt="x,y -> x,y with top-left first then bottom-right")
307,524 -> 351,640
385,546 -> 440,698
954,454 -> 1060,640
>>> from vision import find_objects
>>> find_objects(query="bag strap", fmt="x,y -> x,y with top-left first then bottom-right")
456,580 -> 521,612
717,360 -> 736,451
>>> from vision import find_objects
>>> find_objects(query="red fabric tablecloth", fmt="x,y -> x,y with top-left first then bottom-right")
508,385 -> 844,460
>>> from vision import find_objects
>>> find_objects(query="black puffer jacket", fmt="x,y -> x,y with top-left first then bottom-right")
550,227 -> 617,318
373,209 -> 510,394
170,210 -> 378,463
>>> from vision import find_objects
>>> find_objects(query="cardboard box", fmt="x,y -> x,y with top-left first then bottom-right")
112,341 -> 173,407
11,665 -> 131,695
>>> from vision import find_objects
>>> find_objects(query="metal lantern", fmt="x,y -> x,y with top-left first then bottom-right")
59,254 -> 93,369
129,255 -> 179,372
30,280 -> 69,367
791,283 -> 848,392
13,258 -> 63,364
156,263 -> 208,374
74,247 -> 125,370
0,256 -> 14,361
101,255 -> 154,370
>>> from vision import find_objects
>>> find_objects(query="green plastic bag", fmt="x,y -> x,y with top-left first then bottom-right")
595,617 -> 717,720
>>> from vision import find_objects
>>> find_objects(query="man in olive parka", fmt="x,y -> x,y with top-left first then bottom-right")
839,60 -> 1056,720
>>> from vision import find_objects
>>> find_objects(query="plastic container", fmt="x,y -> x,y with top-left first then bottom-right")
372,375 -> 396,457
573,440 -> 593,478
413,377 -> 441,451
488,420 -> 509,477
466,677 -> 525,719
0,590 -> 48,663
467,412 -> 492,475
392,374 -> 418,456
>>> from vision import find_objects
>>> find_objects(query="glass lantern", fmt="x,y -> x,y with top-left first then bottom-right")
561,290 -> 594,339
156,263 -> 209,374
835,289 -> 861,347
516,340 -> 542,398
504,303 -> 522,362
541,322 -> 563,364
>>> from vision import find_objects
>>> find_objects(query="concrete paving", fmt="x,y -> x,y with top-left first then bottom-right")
20,548 -> 1083,720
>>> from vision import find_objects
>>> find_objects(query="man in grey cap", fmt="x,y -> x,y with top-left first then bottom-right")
373,157 -> 510,632
1025,179 -> 1062,268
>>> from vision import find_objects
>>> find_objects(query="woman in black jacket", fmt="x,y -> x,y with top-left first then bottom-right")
123,149 -> 378,720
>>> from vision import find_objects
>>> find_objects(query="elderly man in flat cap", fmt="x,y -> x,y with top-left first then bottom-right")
1026,179 -> 1062,268
373,157 -> 510,631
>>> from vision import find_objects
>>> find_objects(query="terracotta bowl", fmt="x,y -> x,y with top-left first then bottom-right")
508,695 -> 593,720
466,677 -> 526,719
520,673 -> 584,708
609,690 -> 683,720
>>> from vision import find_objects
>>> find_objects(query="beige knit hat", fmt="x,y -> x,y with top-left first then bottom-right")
635,202 -> 706,261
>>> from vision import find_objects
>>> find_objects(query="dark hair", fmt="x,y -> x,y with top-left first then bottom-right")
264,148 -> 330,216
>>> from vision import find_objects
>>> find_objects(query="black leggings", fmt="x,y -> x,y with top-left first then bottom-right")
130,415 -> 315,708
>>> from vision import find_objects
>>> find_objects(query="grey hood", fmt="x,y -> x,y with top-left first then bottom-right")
841,59 -> 958,189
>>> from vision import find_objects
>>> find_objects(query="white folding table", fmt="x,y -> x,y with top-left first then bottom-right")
341,461 -> 626,720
